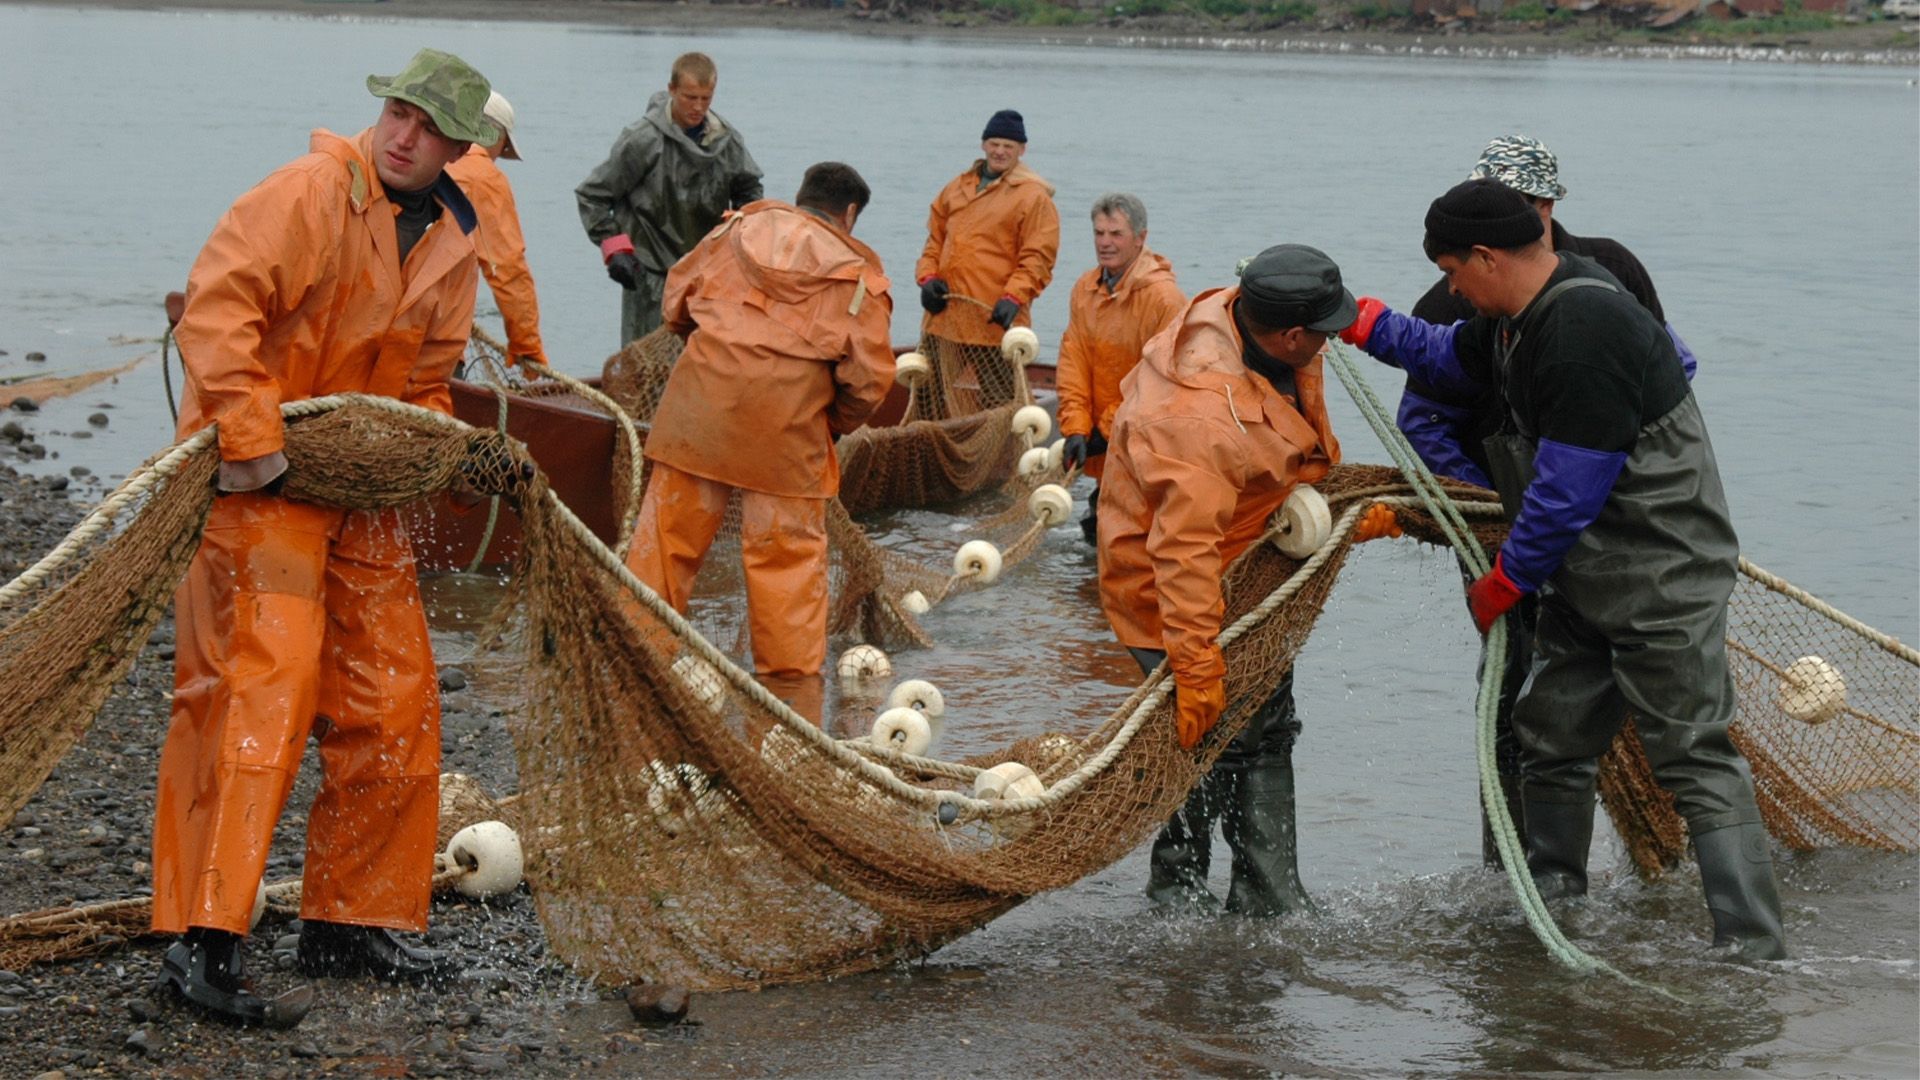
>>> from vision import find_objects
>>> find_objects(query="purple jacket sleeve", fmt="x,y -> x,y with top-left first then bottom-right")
1359,310 -> 1482,400
1395,386 -> 1493,489
1666,322 -> 1697,382
1499,437 -> 1628,591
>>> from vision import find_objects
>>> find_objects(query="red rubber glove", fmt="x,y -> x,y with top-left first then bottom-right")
1174,678 -> 1226,750
1340,296 -> 1387,348
1467,554 -> 1527,635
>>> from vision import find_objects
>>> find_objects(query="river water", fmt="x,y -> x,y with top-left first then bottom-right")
3,6 -> 1917,1076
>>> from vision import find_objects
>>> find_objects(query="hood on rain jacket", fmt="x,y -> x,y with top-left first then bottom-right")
174,127 -> 479,460
914,161 -> 1060,346
1055,249 -> 1185,479
575,91 -> 765,273
1097,287 -> 1340,689
446,144 -> 546,365
643,201 -> 895,499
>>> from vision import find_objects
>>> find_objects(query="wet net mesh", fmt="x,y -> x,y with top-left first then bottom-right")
1,395 -> 1916,982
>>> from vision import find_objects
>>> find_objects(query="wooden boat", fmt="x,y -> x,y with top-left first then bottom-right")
408,358 -> 1058,572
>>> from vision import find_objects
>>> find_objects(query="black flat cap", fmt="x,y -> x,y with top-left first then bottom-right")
1236,244 -> 1358,333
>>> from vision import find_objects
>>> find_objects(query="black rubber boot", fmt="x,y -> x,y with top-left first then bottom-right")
1480,774 -> 1527,869
297,920 -> 461,988
1223,762 -> 1319,917
157,927 -> 314,1028
1079,484 -> 1101,546
1522,792 -> 1595,900
1692,822 -> 1788,961
1146,778 -> 1222,913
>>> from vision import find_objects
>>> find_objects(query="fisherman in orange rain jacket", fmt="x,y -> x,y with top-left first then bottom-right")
1099,245 -> 1398,919
445,89 -> 547,369
1053,192 -> 1185,544
624,163 -> 894,723
152,49 -> 506,1028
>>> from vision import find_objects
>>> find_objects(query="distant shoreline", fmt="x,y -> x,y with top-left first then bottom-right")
15,0 -> 1920,66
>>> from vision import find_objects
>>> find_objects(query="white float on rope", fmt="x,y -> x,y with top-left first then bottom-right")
837,644 -> 893,681
1011,404 -> 1051,443
1017,446 -> 1052,478
900,590 -> 931,615
670,653 -> 727,714
1777,655 -> 1847,724
887,679 -> 946,718
871,706 -> 934,757
1272,484 -> 1333,559
1000,326 -> 1039,364
953,540 -> 1003,584
1028,484 -> 1072,527
894,351 -> 931,389
444,820 -> 525,899
1045,438 -> 1066,472
972,761 -> 1045,801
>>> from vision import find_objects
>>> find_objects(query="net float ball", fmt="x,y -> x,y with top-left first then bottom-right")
1028,484 -> 1072,527
954,539 -> 1003,584
837,644 -> 893,681
894,351 -> 931,389
1010,404 -> 1052,443
249,880 -> 268,930
886,679 -> 946,718
1017,447 -> 1052,478
444,820 -> 525,899
671,653 -> 727,714
1000,326 -> 1040,364
972,761 -> 1046,801
1045,438 -> 1066,472
1272,485 -> 1333,558
1777,655 -> 1847,725
900,590 -> 931,615
871,706 -> 934,757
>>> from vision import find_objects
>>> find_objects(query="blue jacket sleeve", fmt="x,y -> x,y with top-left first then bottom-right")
1360,310 -> 1483,400
1499,437 -> 1628,591
1665,322 -> 1697,382
1395,386 -> 1493,489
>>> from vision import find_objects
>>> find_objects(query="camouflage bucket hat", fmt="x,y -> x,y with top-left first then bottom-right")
1469,135 -> 1568,201
366,48 -> 495,145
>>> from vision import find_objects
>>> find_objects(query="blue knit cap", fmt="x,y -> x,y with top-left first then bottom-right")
982,109 -> 1027,144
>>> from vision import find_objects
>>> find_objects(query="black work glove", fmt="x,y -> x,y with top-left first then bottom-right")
1061,434 -> 1089,471
989,297 -> 1021,329
1087,428 -> 1109,456
607,252 -> 643,291
919,277 -> 949,315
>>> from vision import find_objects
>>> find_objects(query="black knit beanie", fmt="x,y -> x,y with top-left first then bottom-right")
1423,178 -> 1544,251
982,109 -> 1027,144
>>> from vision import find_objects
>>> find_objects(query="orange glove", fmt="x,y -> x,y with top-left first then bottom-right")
1174,678 -> 1225,750
1352,503 -> 1403,543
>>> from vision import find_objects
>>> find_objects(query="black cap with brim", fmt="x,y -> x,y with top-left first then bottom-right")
1237,244 -> 1358,332
366,48 -> 495,145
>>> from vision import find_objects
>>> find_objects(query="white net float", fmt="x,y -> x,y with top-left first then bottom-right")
953,540 -> 1003,584
1011,404 -> 1051,443
836,644 -> 893,681
1000,326 -> 1039,364
1777,655 -> 1847,724
899,589 -> 931,615
760,726 -> 808,771
1272,484 -> 1333,558
249,880 -> 267,930
886,678 -> 945,718
670,653 -> 727,714
972,761 -> 1045,801
1028,484 -> 1072,527
444,820 -> 525,899
1017,446 -> 1052,478
1045,438 -> 1066,472
871,706 -> 934,757
894,351 -> 931,389
643,761 -> 715,835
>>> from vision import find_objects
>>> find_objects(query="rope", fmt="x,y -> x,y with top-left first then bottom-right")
464,383 -> 511,575
1738,557 -> 1919,665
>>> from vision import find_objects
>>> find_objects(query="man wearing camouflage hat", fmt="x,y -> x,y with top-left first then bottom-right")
1399,135 -> 1696,871
152,47 -> 505,1027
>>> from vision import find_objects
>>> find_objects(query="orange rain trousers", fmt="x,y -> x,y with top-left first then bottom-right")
152,494 -> 440,935
1054,249 -> 1186,480
624,463 -> 830,718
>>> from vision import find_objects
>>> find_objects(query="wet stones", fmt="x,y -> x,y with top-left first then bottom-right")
10,398 -> 38,412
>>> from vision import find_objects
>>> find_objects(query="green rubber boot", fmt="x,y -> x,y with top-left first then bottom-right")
1146,777 -> 1222,913
1522,791 -> 1595,900
1223,763 -> 1318,918
1693,821 -> 1788,961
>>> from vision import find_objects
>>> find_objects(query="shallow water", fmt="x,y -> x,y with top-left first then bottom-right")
2,7 -> 1916,1075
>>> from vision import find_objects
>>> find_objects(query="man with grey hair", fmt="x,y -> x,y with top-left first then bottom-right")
1054,192 -> 1184,544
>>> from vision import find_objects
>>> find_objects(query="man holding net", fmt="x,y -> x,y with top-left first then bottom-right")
153,49 -> 506,1027
1054,193 -> 1186,545
1340,179 -> 1787,961
1098,245 -> 1398,917
914,110 -> 1060,416
622,163 -> 894,722
577,52 -> 765,346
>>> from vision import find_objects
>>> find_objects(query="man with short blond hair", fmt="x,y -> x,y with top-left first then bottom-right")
1055,192 -> 1184,543
577,51 -> 763,345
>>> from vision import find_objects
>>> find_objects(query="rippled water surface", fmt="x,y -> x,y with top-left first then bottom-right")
3,7 -> 1916,1075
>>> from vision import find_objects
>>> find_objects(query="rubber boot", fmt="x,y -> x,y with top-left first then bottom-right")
298,920 -> 462,988
1522,793 -> 1595,900
1146,777 -> 1221,913
157,927 -> 314,1028
1223,763 -> 1319,917
1692,822 -> 1788,961
1480,774 -> 1527,869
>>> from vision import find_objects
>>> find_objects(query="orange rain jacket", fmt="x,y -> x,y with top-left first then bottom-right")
643,200 -> 896,499
913,162 -> 1060,346
1097,287 -> 1340,693
1055,249 -> 1186,479
153,127 -> 477,936
446,144 -> 547,365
